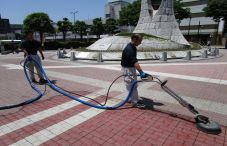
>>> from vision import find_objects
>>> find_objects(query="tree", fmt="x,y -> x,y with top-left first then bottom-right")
57,18 -> 72,41
23,12 -> 54,44
91,18 -> 105,38
73,21 -> 88,41
203,0 -> 227,22
119,0 -> 191,26
105,18 -> 118,35
174,0 -> 191,24
119,0 -> 141,26
203,0 -> 227,44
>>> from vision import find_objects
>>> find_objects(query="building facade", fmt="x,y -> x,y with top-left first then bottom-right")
179,0 -> 226,45
105,0 -> 131,19
0,15 -> 11,34
138,0 -> 226,45
0,15 -> 16,40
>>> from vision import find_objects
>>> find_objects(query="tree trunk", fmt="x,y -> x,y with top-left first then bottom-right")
39,32 -> 44,45
80,31 -> 83,42
63,32 -> 66,41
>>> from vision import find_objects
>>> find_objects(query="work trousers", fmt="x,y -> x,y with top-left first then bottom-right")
26,55 -> 44,81
121,67 -> 138,104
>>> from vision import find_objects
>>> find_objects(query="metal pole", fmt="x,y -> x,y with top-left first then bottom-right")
70,11 -> 78,39
215,20 -> 220,45
70,11 -> 78,25
197,21 -> 200,43
188,17 -> 191,40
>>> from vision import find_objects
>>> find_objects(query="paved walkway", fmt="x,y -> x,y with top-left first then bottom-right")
0,50 -> 227,146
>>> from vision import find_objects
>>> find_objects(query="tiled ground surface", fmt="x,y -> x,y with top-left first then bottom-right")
0,51 -> 227,146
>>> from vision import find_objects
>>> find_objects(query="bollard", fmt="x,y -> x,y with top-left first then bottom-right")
211,48 -> 216,56
215,48 -> 219,56
63,48 -> 67,54
160,52 -> 167,62
184,51 -> 191,60
70,52 -> 76,61
1,45 -> 5,55
202,50 -> 208,58
57,49 -> 62,59
97,52 -> 103,62
1,47 -> 5,55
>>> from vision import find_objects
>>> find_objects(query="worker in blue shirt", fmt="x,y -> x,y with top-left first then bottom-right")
121,34 -> 150,108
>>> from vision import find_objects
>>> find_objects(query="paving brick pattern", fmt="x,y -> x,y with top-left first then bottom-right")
0,53 -> 227,146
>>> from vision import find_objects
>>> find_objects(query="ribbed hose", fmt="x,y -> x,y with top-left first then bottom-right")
0,58 -> 43,110
24,56 -> 137,110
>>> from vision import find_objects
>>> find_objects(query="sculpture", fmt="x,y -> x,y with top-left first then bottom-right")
134,0 -> 189,45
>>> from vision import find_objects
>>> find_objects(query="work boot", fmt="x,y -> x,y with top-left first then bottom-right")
133,100 -> 146,109
133,103 -> 146,109
39,78 -> 48,84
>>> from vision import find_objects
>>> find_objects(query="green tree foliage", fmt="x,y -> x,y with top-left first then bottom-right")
119,0 -> 191,26
119,0 -> 141,26
91,18 -> 105,38
57,18 -> 72,41
203,0 -> 227,22
73,21 -> 88,41
23,12 -> 54,43
174,0 -> 191,24
105,18 -> 118,35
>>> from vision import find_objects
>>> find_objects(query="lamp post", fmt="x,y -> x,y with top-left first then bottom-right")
128,22 -> 132,33
71,11 -> 78,39
188,16 -> 192,41
215,20 -> 220,45
70,11 -> 78,25
86,28 -> 91,43
197,21 -> 201,43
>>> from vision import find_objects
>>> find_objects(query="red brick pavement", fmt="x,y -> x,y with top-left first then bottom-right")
0,57 -> 69,67
0,64 -> 101,115
47,67 -> 123,82
40,108 -> 226,146
0,92 -> 120,146
143,64 -> 227,80
1,56 -> 227,146
150,77 -> 227,104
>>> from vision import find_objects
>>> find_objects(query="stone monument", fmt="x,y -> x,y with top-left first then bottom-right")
70,0 -> 200,60
134,0 -> 189,45
86,0 -> 189,51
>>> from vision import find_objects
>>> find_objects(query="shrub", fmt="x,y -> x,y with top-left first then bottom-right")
43,40 -> 96,50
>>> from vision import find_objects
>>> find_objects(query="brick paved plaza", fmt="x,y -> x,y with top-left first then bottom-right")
0,50 -> 227,146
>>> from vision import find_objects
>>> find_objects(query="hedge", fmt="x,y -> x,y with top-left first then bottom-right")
44,40 -> 96,50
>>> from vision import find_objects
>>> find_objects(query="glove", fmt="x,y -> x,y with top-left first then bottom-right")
41,55 -> 45,60
139,70 -> 149,79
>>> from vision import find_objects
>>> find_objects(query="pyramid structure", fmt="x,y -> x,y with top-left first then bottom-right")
134,0 -> 190,45
133,0 -> 153,32
86,0 -> 189,51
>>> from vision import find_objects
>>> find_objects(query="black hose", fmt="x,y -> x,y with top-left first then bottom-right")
0,59 -> 47,110
53,75 -> 125,106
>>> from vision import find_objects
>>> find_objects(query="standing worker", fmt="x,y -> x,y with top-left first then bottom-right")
21,31 -> 47,84
121,34 -> 150,108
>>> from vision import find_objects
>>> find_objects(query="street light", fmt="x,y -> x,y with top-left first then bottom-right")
71,11 -> 78,39
70,11 -> 78,25
188,16 -> 192,41
197,21 -> 201,43
86,28 -> 91,42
